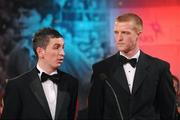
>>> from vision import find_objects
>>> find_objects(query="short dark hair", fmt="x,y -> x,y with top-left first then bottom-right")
116,13 -> 143,32
32,27 -> 63,56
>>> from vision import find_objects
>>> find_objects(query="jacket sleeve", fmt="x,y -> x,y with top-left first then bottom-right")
88,65 -> 105,119
156,62 -> 176,120
67,78 -> 78,120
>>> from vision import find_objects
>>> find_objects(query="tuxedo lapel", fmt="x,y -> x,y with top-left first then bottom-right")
55,86 -> 70,119
29,68 -> 52,118
132,52 -> 150,94
55,71 -> 70,120
112,66 -> 130,94
111,53 -> 130,94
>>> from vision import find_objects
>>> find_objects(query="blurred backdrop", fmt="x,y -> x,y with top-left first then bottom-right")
0,0 -> 180,118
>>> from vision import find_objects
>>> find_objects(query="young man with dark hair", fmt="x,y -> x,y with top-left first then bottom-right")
2,28 -> 78,120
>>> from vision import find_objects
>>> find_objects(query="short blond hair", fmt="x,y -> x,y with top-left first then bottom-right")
116,13 -> 143,32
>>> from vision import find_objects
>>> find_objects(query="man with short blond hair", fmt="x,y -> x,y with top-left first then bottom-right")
88,13 -> 176,120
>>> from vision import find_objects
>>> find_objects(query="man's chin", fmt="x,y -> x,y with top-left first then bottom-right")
116,47 -> 128,52
55,63 -> 63,68
52,65 -> 60,70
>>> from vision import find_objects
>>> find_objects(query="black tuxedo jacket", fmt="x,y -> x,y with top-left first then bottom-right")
88,51 -> 176,120
1,67 -> 78,120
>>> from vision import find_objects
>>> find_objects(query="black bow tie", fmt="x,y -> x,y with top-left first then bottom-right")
41,72 -> 59,84
119,55 -> 137,68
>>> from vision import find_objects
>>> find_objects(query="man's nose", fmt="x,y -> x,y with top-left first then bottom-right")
59,49 -> 65,56
117,33 -> 123,41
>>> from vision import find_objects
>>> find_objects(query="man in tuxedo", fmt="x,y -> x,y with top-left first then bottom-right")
88,13 -> 176,120
1,28 -> 78,119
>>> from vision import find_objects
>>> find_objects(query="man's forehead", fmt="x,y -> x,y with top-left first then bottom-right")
115,21 -> 134,26
114,21 -> 134,30
49,38 -> 64,43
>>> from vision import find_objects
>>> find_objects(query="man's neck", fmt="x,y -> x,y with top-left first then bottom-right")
37,61 -> 57,74
121,49 -> 139,58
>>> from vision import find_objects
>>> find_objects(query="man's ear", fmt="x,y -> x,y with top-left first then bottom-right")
36,47 -> 45,58
137,31 -> 142,35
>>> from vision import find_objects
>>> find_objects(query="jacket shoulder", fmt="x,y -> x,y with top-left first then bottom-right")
93,54 -> 116,69
59,71 -> 78,85
5,69 -> 35,92
142,52 -> 170,69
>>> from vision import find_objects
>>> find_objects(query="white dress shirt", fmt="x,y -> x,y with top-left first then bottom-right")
120,50 -> 140,93
37,65 -> 57,120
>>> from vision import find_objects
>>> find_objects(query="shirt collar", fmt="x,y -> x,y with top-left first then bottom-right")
36,64 -> 58,78
120,50 -> 140,61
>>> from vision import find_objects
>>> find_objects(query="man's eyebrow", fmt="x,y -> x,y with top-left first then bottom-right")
53,43 -> 64,46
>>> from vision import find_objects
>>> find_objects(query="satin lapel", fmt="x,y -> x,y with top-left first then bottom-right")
55,71 -> 70,120
110,53 -> 130,94
132,52 -> 150,95
55,86 -> 69,119
112,66 -> 130,94
29,68 -> 52,118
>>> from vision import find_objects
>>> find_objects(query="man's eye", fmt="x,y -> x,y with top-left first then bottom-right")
122,31 -> 130,34
114,31 -> 119,34
54,45 -> 59,49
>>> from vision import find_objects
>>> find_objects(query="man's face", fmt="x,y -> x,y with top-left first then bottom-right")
41,37 -> 65,70
114,21 -> 140,54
